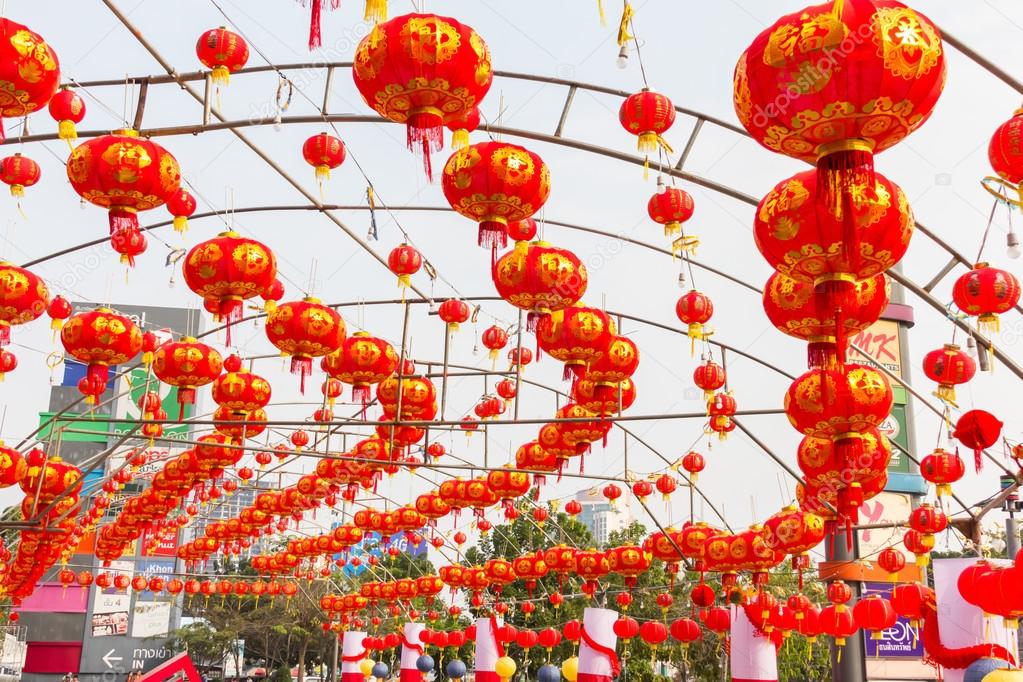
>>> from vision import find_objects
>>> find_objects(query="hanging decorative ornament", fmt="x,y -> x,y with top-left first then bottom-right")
48,87 -> 85,146
0,262 -> 49,347
692,360 -> 725,401
110,226 -> 147,268
571,377 -> 636,417
921,344 -> 976,405
988,109 -> 1023,201
438,299 -> 470,334
0,18 -> 61,142
680,451 -> 705,483
60,307 -> 143,404
152,337 -> 223,419
442,141 -> 550,251
67,128 -> 181,234
265,297 -> 346,392
183,231 -> 277,341
165,188 -> 197,234
675,290 -> 713,355
707,392 -> 737,440
918,447 -> 965,499
322,332 -> 398,406
0,348 -> 16,381
492,241 -> 587,331
877,547 -> 906,582
446,107 -> 480,150
536,305 -> 615,381
352,13 -> 493,178
196,27 -> 249,87
951,263 -> 1021,335
387,243 -> 422,294
302,132 -> 346,190
952,409 -> 1003,472
481,325 -> 509,364
619,89 -> 675,174
47,295 -> 72,338
0,154 -> 40,198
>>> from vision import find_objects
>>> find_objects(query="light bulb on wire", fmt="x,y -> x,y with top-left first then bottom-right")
1008,230 -> 1021,259
616,45 -> 629,70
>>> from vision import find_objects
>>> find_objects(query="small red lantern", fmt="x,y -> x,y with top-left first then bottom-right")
989,109 -> 1023,190
903,529 -> 931,567
619,89 -> 675,163
302,132 -> 346,187
495,378 -> 517,404
853,595 -> 896,640
481,325 -> 509,362
953,409 -> 1003,472
165,189 -> 197,234
631,480 -> 652,501
602,483 -> 622,508
919,447 -> 966,498
0,154 -> 40,198
669,618 -> 701,647
438,299 -> 470,333
676,290 -> 713,353
877,547 -> 906,582
48,88 -> 86,144
110,226 -> 147,267
908,503 -> 947,548
819,604 -> 858,650
952,263 -> 1021,334
153,337 -> 223,418
387,243 -> 422,291
922,344 -> 976,404
693,361 -> 725,400
446,106 -> 480,150
654,474 -> 676,501
647,187 -> 694,238
680,452 -> 705,483
0,348 -> 15,381
564,499 -> 582,517
196,27 -> 249,86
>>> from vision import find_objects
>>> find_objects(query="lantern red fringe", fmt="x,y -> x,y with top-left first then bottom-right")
478,221 -> 508,251
108,208 -> 138,235
0,324 -> 9,347
220,298 -> 243,347
816,147 -> 875,262
291,356 -> 312,394
406,111 -> 444,180
304,0 -> 341,50
176,387 -> 196,422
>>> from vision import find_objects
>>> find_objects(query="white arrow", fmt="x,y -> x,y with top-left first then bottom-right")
102,650 -> 123,668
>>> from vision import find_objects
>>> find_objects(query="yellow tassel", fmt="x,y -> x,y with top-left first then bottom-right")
617,2 -> 634,46
364,0 -> 387,23
637,132 -> 658,154
664,221 -> 680,237
915,554 -> 930,568
937,483 -> 950,497
173,216 -> 188,234
264,300 -> 277,315
448,322 -> 460,334
597,0 -> 607,25
687,323 -> 703,356
50,319 -> 62,332
979,313 -> 1000,334
212,65 -> 230,86
9,185 -> 23,198
143,351 -> 154,366
489,348 -> 499,362
690,472 -> 698,484
451,128 -> 470,150
935,384 -> 956,405
657,135 -> 675,155
58,120 -> 77,141
832,0 -> 846,20
316,165 -> 331,183
643,156 -> 650,181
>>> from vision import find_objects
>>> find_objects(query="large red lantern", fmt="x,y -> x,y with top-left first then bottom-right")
584,335 -> 639,396
265,298 -> 346,390
153,337 -> 223,419
647,187 -> 694,238
321,332 -> 398,405
61,308 -> 143,403
605,545 -> 651,590
0,154 -> 39,197
0,19 -> 60,141
763,271 -> 890,367
352,13 -> 493,177
921,344 -> 975,404
184,231 -> 277,333
442,141 -> 550,249
536,305 -> 615,380
734,0 -> 944,202
761,505 -> 825,579
48,88 -> 85,144
951,263 -> 1021,334
619,89 -> 675,153
67,129 -> 181,233
571,377 -> 636,417
492,241 -> 587,330
302,132 -> 346,186
853,595 -> 896,640
196,27 -> 249,86
0,262 -> 49,346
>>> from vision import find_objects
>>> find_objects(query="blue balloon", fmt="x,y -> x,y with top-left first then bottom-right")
372,662 -> 390,679
538,664 -> 560,682
446,660 -> 467,680
416,656 -> 435,674
965,658 -> 1012,682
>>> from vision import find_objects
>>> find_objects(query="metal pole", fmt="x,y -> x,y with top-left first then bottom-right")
826,532 -> 866,682
1007,513 -> 1020,559
329,634 -> 339,682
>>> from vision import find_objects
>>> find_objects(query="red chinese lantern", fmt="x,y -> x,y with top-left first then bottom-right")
877,547 -> 906,581
507,218 -> 537,245
602,484 -> 622,508
619,89 -> 675,164
48,87 -> 85,144
322,332 -> 398,405
442,141 -> 550,249
110,226 -> 146,268
182,231 -> 277,333
669,618 -> 701,647
495,378 -> 517,404
989,109 -> 1023,191
953,409 -> 1003,472
492,241 -> 588,330
164,189 -> 196,234
583,335 -> 639,398
680,452 -> 705,483
902,529 -> 931,567
387,243 -> 422,291
0,154 -> 39,197
153,337 -> 223,419
891,583 -> 930,629
693,361 -> 725,400
481,325 -> 508,362
707,392 -> 737,440
61,307 -> 143,403
571,377 -> 636,417
196,27 -> 249,86
0,19 -> 61,142
702,607 -> 731,638
952,263 -> 1021,334
564,500 -> 582,517
0,348 -> 15,380
47,295 -> 72,336
302,132 -> 346,186
446,106 -> 480,150
67,129 -> 181,234
508,345 -> 533,369
536,305 -> 615,381
647,187 -> 694,238
908,503 -> 947,548
265,297 -> 346,391
819,603 -> 858,649
605,545 -> 651,590
438,299 -> 470,333
676,290 -> 713,353
0,443 -> 26,488
0,262 -> 49,346
353,13 -> 493,177
853,594 -> 896,640
212,359 -> 272,417
763,271 -> 890,368
734,0 -> 945,205
654,474 -> 676,501
919,447 -> 966,498
922,344 -> 976,404
486,466 -> 530,512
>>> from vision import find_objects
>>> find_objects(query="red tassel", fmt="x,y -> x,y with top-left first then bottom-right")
308,0 -> 322,49
816,144 -> 875,265
0,325 -> 9,347
478,221 -> 508,250
220,298 -> 243,347
974,448 -> 983,474
108,208 -> 138,235
291,356 -> 312,394
406,112 -> 444,181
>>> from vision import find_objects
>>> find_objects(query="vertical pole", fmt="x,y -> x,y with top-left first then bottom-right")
826,533 -> 866,682
441,326 -> 450,420
513,310 -> 524,420
1007,512 -> 1020,558
329,632 -> 339,682
389,302 -> 412,457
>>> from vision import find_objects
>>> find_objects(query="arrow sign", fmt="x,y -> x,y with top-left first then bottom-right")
102,650 -> 123,668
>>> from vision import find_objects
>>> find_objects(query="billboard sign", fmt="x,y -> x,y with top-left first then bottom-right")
862,581 -> 924,658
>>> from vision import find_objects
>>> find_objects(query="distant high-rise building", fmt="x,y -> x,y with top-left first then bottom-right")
574,489 -> 632,546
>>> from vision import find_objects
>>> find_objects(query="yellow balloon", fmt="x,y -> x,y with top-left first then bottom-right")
982,670 -> 1023,681
359,659 -> 375,678
495,656 -> 517,680
561,657 -> 578,682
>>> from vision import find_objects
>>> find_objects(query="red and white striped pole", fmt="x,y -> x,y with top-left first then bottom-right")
730,608 -> 777,682
578,607 -> 619,682
399,623 -> 426,682
473,616 -> 503,682
340,631 -> 368,682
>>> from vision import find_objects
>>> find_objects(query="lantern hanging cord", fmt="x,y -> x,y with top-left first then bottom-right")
627,13 -> 649,89
63,76 -> 130,128
974,193 -> 1001,264
205,0 -> 515,329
